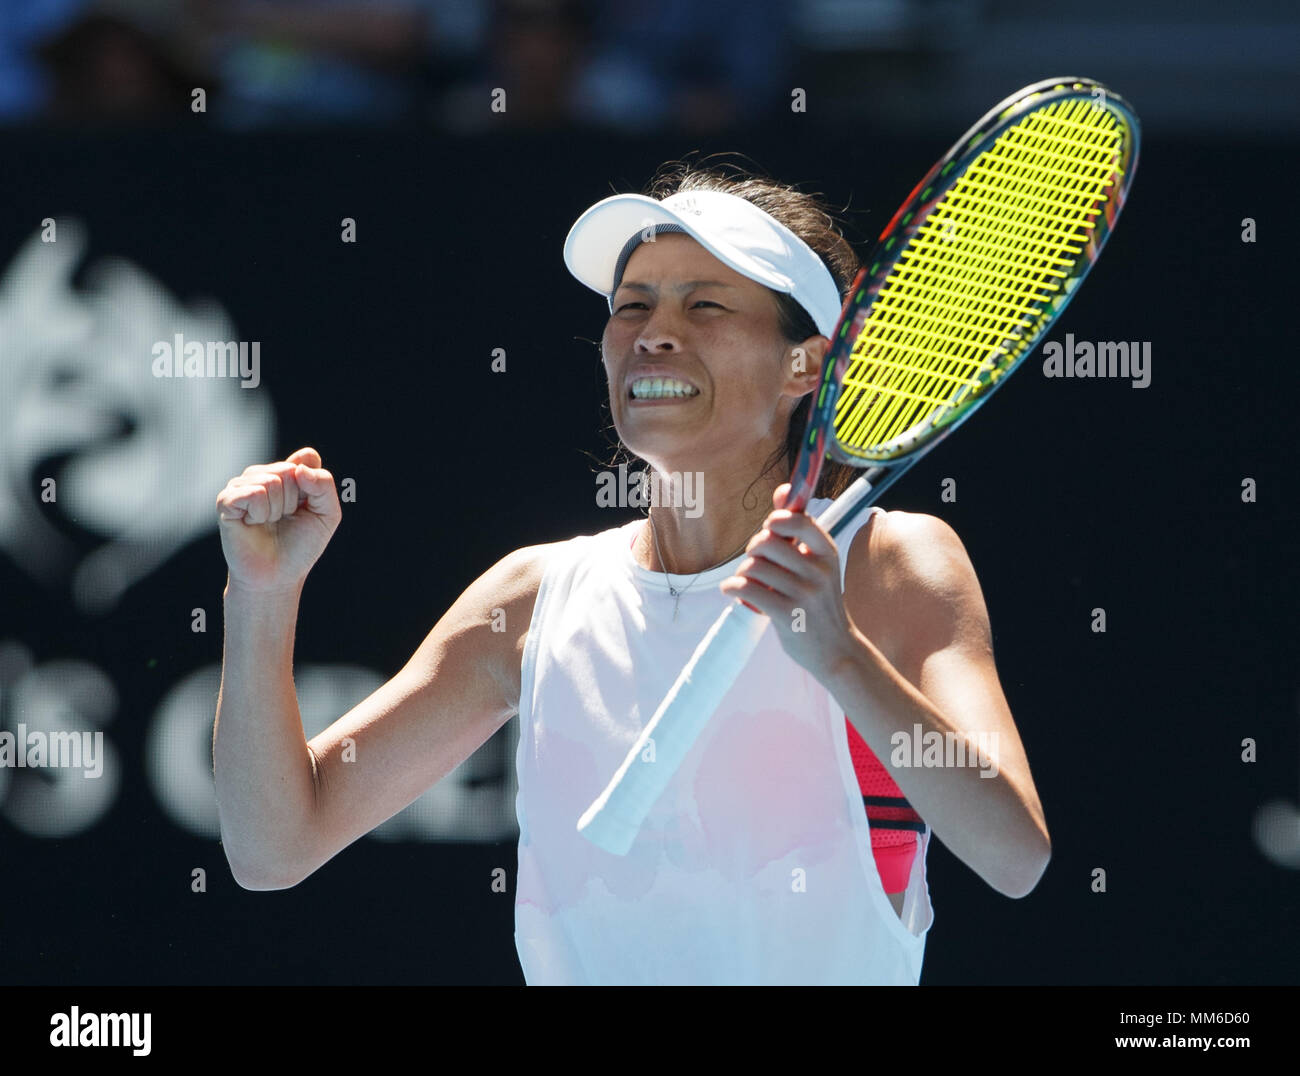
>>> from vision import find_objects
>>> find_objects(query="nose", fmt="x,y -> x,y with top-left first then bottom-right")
635,308 -> 684,354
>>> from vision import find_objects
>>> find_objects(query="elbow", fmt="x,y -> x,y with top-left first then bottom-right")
222,843 -> 308,892
215,794 -> 316,891
229,860 -> 306,892
996,830 -> 1051,899
232,867 -> 304,892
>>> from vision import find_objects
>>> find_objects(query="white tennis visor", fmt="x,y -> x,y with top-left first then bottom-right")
562,190 -> 844,339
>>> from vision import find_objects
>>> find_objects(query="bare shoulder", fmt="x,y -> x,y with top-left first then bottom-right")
844,509 -> 994,669
456,541 -> 560,709
465,540 -> 562,611
482,542 -> 555,604
847,508 -> 971,586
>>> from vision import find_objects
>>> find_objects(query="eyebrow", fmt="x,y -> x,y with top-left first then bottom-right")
614,280 -> 739,293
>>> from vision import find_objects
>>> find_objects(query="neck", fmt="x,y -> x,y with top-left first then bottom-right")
634,455 -> 787,575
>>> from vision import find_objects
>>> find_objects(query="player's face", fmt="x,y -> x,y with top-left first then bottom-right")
603,233 -> 816,474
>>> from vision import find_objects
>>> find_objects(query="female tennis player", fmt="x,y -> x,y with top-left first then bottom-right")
213,162 -> 1051,986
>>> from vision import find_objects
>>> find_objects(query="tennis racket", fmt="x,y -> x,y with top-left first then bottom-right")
578,76 -> 1140,855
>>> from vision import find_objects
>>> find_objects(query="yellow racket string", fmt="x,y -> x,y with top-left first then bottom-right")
835,97 -> 1126,458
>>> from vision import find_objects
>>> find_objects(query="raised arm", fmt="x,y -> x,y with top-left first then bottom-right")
212,447 -> 546,890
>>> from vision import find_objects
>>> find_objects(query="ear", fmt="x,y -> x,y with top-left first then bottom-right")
781,334 -> 830,400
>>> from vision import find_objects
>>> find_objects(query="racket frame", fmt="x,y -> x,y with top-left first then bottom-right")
798,78 -> 1139,539
576,77 -> 1141,856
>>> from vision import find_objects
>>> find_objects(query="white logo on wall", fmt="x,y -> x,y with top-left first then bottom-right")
0,642 -> 119,838
0,223 -> 518,842
0,220 -> 274,614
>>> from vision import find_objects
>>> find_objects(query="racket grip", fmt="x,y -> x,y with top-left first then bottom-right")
812,471 -> 878,539
577,599 -> 769,855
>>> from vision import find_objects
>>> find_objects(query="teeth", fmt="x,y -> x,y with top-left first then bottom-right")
630,377 -> 699,400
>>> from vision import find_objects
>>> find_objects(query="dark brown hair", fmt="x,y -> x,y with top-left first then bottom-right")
604,155 -> 860,503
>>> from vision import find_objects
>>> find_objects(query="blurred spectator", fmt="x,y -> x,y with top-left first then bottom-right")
185,0 -> 445,127
36,3 -> 206,124
437,0 -> 792,134
436,0 -> 591,132
0,0 -> 90,123
570,0 -> 795,133
4,0 -> 798,131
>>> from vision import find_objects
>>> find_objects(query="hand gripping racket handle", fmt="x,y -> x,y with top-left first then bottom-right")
576,477 -> 886,855
575,597 -> 769,855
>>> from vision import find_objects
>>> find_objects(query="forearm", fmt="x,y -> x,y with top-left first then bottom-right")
213,579 -> 317,888
823,629 -> 1050,897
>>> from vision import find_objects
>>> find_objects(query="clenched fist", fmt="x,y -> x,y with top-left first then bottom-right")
216,447 -> 341,592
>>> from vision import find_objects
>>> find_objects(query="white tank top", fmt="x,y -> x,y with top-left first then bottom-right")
514,500 -> 934,985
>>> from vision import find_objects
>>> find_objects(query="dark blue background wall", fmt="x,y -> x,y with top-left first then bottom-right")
0,120 -> 1295,985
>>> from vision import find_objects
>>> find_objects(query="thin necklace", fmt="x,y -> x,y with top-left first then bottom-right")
646,513 -> 752,622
